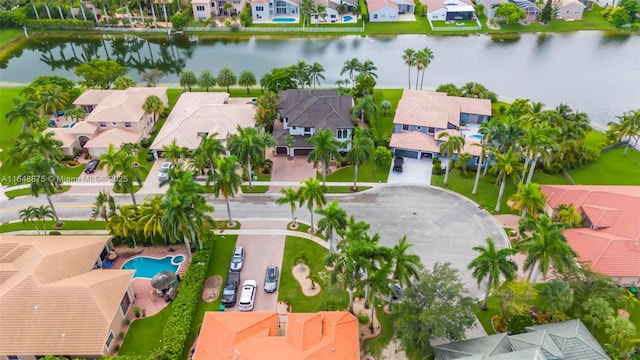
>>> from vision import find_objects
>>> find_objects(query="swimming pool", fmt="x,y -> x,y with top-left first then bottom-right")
468,134 -> 483,141
121,255 -> 185,279
273,17 -> 296,23
343,15 -> 353,21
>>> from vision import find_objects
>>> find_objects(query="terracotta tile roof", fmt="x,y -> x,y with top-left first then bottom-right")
367,0 -> 399,12
0,235 -> 134,356
150,93 -> 256,151
46,128 -> 78,148
422,0 -> 474,11
463,139 -> 483,157
435,129 -> 461,138
540,185 -> 640,278
83,127 -> 142,149
73,90 -> 114,106
70,121 -> 99,135
84,87 -> 168,125
194,311 -> 360,360
390,131 -> 440,153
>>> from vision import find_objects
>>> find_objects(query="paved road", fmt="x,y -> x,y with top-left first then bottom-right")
0,184 -> 508,299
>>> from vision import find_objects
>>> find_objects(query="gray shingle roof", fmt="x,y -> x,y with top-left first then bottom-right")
278,89 -> 353,130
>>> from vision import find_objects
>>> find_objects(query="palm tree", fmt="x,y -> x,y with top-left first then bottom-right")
292,60 -> 310,89
276,187 -> 299,227
336,0 -> 348,22
16,132 -> 64,181
308,62 -> 325,88
217,67 -> 237,93
66,106 -> 87,123
363,262 -> 392,332
306,271 -> 320,290
21,155 -> 63,226
555,204 -> 582,227
605,316 -> 637,346
138,195 -> 165,240
198,69 -> 217,92
401,48 -> 416,89
297,177 -> 327,233
108,205 -> 140,248
142,95 -> 165,122
607,109 -> 640,156
37,85 -> 70,118
5,98 -> 40,133
226,126 -> 267,189
19,206 -> 41,234
518,214 -> 575,285
467,237 -> 518,310
238,70 -> 257,94
208,155 -> 242,227
387,235 -> 421,311
98,144 -> 120,177
358,59 -> 378,79
519,124 -> 557,184
352,94 -> 377,125
114,151 -> 144,205
346,127 -> 374,191
190,132 -> 225,175
416,47 -> 434,90
340,58 -> 362,87
437,132 -> 465,186
316,200 -> 347,253
509,183 -> 547,219
179,70 -> 197,91
299,0 -> 314,26
307,128 -> 342,186
539,279 -> 573,319
380,100 -> 391,116
582,297 -> 614,330
113,75 -> 137,89
162,139 -> 189,165
325,240 -> 362,313
90,190 -> 116,222
33,205 -> 55,235
490,148 -> 523,212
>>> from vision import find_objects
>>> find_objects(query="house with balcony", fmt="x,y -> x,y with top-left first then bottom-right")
251,0 -> 300,22
192,0 -> 245,20
48,87 -> 168,157
273,89 -> 353,157
389,89 -> 491,163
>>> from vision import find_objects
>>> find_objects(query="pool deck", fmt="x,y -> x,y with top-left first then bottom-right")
110,246 -> 188,319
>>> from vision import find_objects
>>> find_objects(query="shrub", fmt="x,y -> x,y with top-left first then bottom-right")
24,19 -> 95,29
507,314 -> 534,334
49,230 -> 61,235
432,157 -> 445,175
357,313 -> 369,324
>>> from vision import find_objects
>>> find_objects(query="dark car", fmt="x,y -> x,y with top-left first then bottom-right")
392,156 -> 404,173
84,159 -> 100,174
264,265 -> 279,293
221,272 -> 241,307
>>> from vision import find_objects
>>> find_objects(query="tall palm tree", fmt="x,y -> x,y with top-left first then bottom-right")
509,182 -> 547,219
307,128 -> 342,186
362,262 -> 392,331
308,62 -> 325,88
316,200 -> 347,253
16,132 -> 64,181
179,70 -> 197,91
198,69 -> 217,92
607,109 -> 640,156
5,98 -> 40,133
471,141 -> 486,195
108,205 -> 140,248
437,132 -> 465,187
358,59 -> 378,79
226,126 -> 267,189
19,206 -> 41,234
582,297 -> 614,330
467,237 -> 517,310
340,58 -> 362,87
98,144 -> 120,177
518,214 -> 575,285
389,235 -> 421,286
190,132 -> 225,175
114,151 -> 144,205
90,190 -> 116,222
416,47 -> 434,90
401,48 -> 416,89
138,195 -> 165,240
336,0 -> 348,22
352,94 -> 377,125
208,156 -> 243,226
292,60 -> 310,89
297,177 -> 327,233
37,85 -> 70,118
539,279 -> 573,319
33,205 -> 55,235
66,106 -> 87,123
519,124 -> 557,184
490,147 -> 523,212
217,67 -> 237,93
238,70 -> 257,94
346,127 -> 374,191
276,187 -> 299,227
162,139 -> 189,165
21,155 -> 63,226
143,95 -> 165,122
299,0 -> 315,26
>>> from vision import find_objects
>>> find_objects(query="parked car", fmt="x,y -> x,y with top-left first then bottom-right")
84,159 -> 100,174
221,272 -> 241,307
246,97 -> 257,104
230,246 -> 246,272
158,161 -> 171,181
393,156 -> 404,173
263,265 -> 279,293
238,279 -> 257,311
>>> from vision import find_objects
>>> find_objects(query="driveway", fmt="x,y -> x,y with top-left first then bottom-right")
268,156 -> 316,193
224,231 -> 285,312
138,159 -> 168,195
387,157 -> 433,185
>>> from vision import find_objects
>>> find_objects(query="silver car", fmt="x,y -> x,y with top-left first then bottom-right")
158,161 -> 171,181
263,265 -> 279,293
230,246 -> 246,272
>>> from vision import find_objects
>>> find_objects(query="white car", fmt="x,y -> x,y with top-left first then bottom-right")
238,280 -> 257,311
158,161 -> 171,181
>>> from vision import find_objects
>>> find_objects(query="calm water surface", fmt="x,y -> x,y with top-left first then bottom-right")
1,32 -> 638,127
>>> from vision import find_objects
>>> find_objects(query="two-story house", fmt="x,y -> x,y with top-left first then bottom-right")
389,90 -> 491,164
252,0 -> 300,21
48,87 -> 168,157
273,89 -> 353,157
192,0 -> 245,20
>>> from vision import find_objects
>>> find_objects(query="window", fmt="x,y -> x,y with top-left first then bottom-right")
256,5 -> 264,10
402,124 -> 410,131
427,127 -> 435,133
574,10 -> 580,14
124,122 -> 132,128
373,14 -> 378,19
7,356 -> 20,360
120,293 -> 131,315
112,122 -> 117,126
304,127 -> 311,133
105,331 -> 115,350
196,5 -> 205,11
99,122 -> 106,128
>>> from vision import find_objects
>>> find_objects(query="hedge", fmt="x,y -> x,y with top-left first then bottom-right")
24,19 -> 95,29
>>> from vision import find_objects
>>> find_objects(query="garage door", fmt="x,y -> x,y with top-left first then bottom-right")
294,148 -> 313,156
275,146 -> 288,155
394,149 -> 419,159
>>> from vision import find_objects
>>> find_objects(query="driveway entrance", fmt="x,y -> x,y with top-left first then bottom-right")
387,157 -> 433,185
268,156 -> 316,193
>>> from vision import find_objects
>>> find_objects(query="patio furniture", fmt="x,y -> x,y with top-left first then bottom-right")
107,251 -> 118,261
102,261 -> 113,268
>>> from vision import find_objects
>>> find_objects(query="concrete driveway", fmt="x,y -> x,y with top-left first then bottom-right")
387,157 -> 433,185
268,156 -> 316,193
138,159 -> 168,195
224,232 -> 285,312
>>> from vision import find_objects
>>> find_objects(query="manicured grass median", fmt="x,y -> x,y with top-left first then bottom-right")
0,220 -> 107,233
322,159 -> 390,184
5,185 -> 71,199
569,147 -> 640,185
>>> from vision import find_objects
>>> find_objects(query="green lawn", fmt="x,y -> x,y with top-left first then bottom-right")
372,89 -> 404,139
0,220 -> 107,233
473,296 -> 501,336
365,17 -> 430,34
362,311 -> 397,359
5,185 -> 71,199
182,234 -> 238,359
584,130 -> 608,149
322,159 -> 390,183
241,185 -> 270,193
491,6 -> 618,33
0,88 -> 26,183
278,236 -> 349,313
569,147 -> 640,185
431,20 -> 478,28
118,305 -> 172,355
325,185 -> 372,193
0,28 -> 24,48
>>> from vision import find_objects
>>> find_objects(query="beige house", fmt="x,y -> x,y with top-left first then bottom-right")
0,235 -> 135,360
192,0 -> 246,20
49,87 -> 168,157
150,92 -> 256,158
556,0 -> 586,20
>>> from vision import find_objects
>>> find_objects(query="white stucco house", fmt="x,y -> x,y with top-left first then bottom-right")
423,0 -> 476,21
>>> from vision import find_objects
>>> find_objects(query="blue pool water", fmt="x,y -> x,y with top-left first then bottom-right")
468,134 -> 483,141
273,17 -> 296,23
343,15 -> 353,22
121,255 -> 185,279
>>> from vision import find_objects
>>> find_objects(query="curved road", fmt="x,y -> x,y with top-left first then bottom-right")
0,184 -> 508,299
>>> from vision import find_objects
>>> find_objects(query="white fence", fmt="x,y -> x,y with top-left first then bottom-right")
184,25 -> 365,32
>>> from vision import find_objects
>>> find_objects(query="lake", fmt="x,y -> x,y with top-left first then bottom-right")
1,32 -> 638,128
